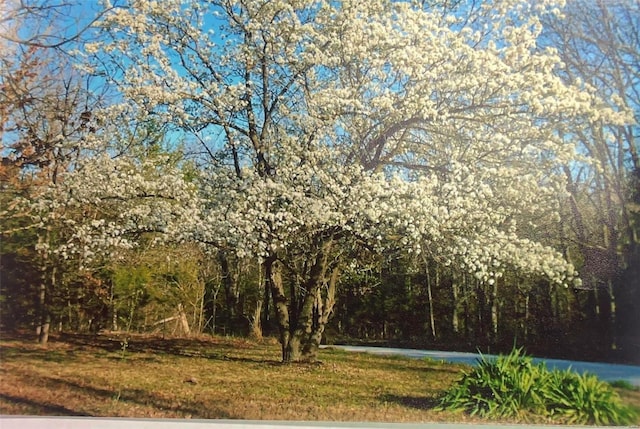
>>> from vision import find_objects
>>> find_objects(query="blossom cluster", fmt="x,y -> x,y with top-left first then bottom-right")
56,0 -> 630,285
28,153 -> 199,264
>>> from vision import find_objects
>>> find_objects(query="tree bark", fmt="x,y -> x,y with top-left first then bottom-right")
177,303 -> 191,336
289,240 -> 334,362
303,266 -> 340,361
36,233 -> 52,345
250,298 -> 263,340
452,273 -> 460,335
491,278 -> 499,344
462,273 -> 470,339
37,278 -> 51,345
608,280 -> 617,350
266,257 -> 292,361
424,260 -> 437,340
266,238 -> 339,363
524,292 -> 530,343
219,252 -> 239,329
261,266 -> 271,336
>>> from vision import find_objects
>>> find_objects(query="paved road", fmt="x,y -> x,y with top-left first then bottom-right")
323,345 -> 640,387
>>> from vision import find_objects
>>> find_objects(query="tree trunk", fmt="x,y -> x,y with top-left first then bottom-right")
524,292 -> 530,343
462,273 -> 470,339
177,303 -> 191,336
37,279 -> 51,345
36,232 -> 53,345
250,298 -> 263,340
289,243 -> 333,362
608,280 -> 617,350
266,257 -> 293,361
491,278 -> 499,344
211,292 -> 218,334
452,273 -> 460,335
219,252 -> 239,329
197,277 -> 206,333
303,266 -> 339,361
424,260 -> 437,340
476,280 -> 486,341
248,260 -> 264,340
266,239 -> 338,363
110,279 -> 118,331
261,265 -> 271,336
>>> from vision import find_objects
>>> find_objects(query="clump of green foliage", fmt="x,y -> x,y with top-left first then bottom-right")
608,380 -> 639,391
438,347 -> 637,425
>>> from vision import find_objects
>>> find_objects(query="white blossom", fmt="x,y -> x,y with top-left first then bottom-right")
75,0 -> 630,285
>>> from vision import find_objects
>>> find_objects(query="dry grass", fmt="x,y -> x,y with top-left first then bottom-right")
0,332 -> 638,424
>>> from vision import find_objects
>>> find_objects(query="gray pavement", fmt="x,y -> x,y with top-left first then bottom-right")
323,345 -> 640,387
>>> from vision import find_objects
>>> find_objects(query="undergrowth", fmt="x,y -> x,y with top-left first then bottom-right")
438,347 -> 637,425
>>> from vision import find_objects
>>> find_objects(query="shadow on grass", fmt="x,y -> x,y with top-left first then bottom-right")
105,348 -> 280,366
379,393 -> 441,410
0,393 -> 91,416
3,363 -> 232,419
39,376 -> 232,419
2,331 -> 281,369
56,332 -> 278,365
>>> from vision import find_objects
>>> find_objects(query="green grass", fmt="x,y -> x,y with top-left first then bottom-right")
0,333 -> 638,425
609,379 -> 639,391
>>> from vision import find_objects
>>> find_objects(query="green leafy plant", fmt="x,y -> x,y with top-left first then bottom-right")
545,370 -> 636,425
438,347 -> 637,425
437,347 -> 549,419
609,380 -> 638,391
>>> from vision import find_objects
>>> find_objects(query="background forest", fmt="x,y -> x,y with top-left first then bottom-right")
1,0 -> 639,364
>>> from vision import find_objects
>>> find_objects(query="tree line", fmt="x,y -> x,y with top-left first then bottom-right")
0,0 -> 638,364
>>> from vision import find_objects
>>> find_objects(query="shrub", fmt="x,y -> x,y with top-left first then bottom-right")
545,370 -> 637,425
437,347 -> 548,419
438,347 -> 637,425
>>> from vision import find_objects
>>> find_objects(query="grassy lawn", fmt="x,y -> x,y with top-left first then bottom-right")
1,332 -> 639,424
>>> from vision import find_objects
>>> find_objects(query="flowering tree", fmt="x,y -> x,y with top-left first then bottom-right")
0,38 -> 103,342
90,0 -> 627,361
1,2 -> 198,341
21,112 -> 200,340
1,0 -> 113,342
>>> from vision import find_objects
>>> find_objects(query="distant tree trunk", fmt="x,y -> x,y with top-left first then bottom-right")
261,268 -> 271,336
550,282 -> 560,330
250,299 -> 263,340
36,232 -> 52,345
462,273 -> 470,339
424,260 -> 437,340
211,293 -> 218,335
177,303 -> 191,336
491,278 -> 499,344
250,260 -> 264,340
476,280 -> 486,341
608,280 -> 617,350
37,272 -> 51,345
219,252 -> 239,329
197,279 -> 206,333
107,277 -> 118,331
452,273 -> 460,335
524,292 -> 530,343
